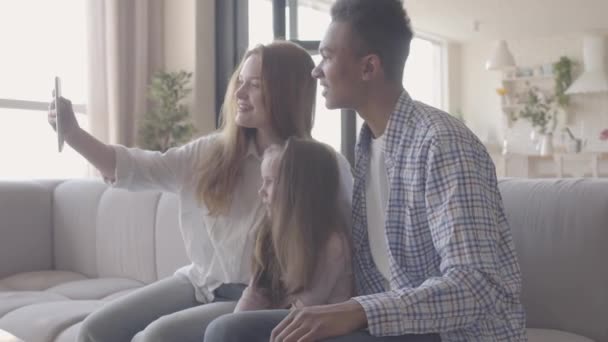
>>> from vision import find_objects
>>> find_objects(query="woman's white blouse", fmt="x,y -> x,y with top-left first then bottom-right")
109,134 -> 353,303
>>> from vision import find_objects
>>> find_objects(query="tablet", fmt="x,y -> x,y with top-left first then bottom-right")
54,76 -> 65,152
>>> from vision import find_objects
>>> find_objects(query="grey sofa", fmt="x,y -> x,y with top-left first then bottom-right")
0,180 -> 189,342
0,178 -> 607,341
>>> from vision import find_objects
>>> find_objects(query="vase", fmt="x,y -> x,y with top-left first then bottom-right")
530,130 -> 540,152
539,132 -> 554,156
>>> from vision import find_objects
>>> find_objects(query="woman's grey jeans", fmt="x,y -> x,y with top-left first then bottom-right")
77,274 -> 245,342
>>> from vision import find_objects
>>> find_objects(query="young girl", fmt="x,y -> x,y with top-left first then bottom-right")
235,137 -> 353,311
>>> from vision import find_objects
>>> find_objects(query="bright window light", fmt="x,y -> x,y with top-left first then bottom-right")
248,0 -> 341,152
0,0 -> 89,180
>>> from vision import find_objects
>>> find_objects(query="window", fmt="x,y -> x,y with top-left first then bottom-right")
248,0 -> 275,47
248,1 -> 448,159
248,0 -> 341,153
0,0 -> 89,179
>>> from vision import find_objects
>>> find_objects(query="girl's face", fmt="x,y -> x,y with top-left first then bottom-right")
259,154 -> 280,210
235,54 -> 271,131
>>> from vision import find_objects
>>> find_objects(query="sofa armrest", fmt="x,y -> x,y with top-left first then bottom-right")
0,181 -> 56,279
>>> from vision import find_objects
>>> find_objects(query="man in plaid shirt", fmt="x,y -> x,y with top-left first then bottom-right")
269,0 -> 527,340
205,0 -> 526,341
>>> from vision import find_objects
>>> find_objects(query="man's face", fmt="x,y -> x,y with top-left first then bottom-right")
312,21 -> 364,110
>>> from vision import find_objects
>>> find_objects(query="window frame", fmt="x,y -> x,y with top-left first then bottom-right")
267,1 -> 450,165
271,0 -> 356,164
0,98 -> 86,114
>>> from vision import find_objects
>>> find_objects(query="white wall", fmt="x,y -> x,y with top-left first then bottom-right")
460,35 -> 608,152
163,0 -> 216,135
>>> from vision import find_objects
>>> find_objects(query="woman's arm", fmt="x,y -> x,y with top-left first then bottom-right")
50,97 -> 212,193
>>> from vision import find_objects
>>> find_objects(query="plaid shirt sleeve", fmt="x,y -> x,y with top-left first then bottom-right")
354,138 -> 507,336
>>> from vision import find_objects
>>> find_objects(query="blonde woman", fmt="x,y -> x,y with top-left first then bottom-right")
48,41 -> 353,342
233,138 -> 353,312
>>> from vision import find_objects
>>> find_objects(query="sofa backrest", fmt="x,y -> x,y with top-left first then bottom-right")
52,179 -> 189,283
5,178 -> 607,339
499,178 -> 608,342
0,181 -> 56,279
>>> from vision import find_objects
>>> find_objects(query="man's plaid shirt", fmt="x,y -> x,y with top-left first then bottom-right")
351,91 -> 526,341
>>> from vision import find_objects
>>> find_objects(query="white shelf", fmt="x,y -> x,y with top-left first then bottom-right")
502,104 -> 525,110
503,75 -> 554,82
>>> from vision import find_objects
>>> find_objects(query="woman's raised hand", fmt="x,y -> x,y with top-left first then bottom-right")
48,96 -> 80,140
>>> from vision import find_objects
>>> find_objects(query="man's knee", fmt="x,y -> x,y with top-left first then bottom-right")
204,314 -> 249,342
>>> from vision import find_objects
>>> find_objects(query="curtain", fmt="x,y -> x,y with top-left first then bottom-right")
86,0 -> 164,146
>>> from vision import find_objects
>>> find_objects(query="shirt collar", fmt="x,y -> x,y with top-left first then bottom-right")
382,89 -> 415,158
357,90 -> 414,159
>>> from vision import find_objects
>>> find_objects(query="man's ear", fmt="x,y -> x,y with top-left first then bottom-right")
361,54 -> 382,81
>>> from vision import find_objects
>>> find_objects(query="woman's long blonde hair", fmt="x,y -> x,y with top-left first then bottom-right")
252,137 -> 349,306
196,41 -> 316,215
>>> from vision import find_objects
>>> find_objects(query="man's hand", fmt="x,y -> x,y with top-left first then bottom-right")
270,300 -> 367,342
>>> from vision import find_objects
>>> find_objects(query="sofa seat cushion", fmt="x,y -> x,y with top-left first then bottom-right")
527,328 -> 594,342
45,278 -> 144,300
0,292 -> 69,317
0,300 -> 102,342
0,271 -> 87,291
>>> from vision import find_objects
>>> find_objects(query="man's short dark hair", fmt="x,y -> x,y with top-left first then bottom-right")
331,0 -> 413,83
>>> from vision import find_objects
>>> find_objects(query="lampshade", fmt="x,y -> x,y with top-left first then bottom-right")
486,40 -> 516,70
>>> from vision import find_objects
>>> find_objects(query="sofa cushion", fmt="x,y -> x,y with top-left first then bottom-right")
527,328 -> 594,342
53,180 -> 108,278
155,193 -> 189,279
95,189 -> 160,283
0,181 -> 53,280
0,271 -> 87,291
45,278 -> 144,300
0,301 -> 102,342
0,292 -> 68,317
499,179 -> 608,342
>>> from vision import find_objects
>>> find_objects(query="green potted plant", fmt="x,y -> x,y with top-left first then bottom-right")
553,56 -> 574,107
138,70 -> 196,152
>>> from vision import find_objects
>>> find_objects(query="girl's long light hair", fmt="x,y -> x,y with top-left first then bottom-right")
252,137 -> 349,306
196,41 -> 316,215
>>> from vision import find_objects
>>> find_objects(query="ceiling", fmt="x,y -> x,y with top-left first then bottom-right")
401,0 -> 608,42
304,0 -> 608,42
